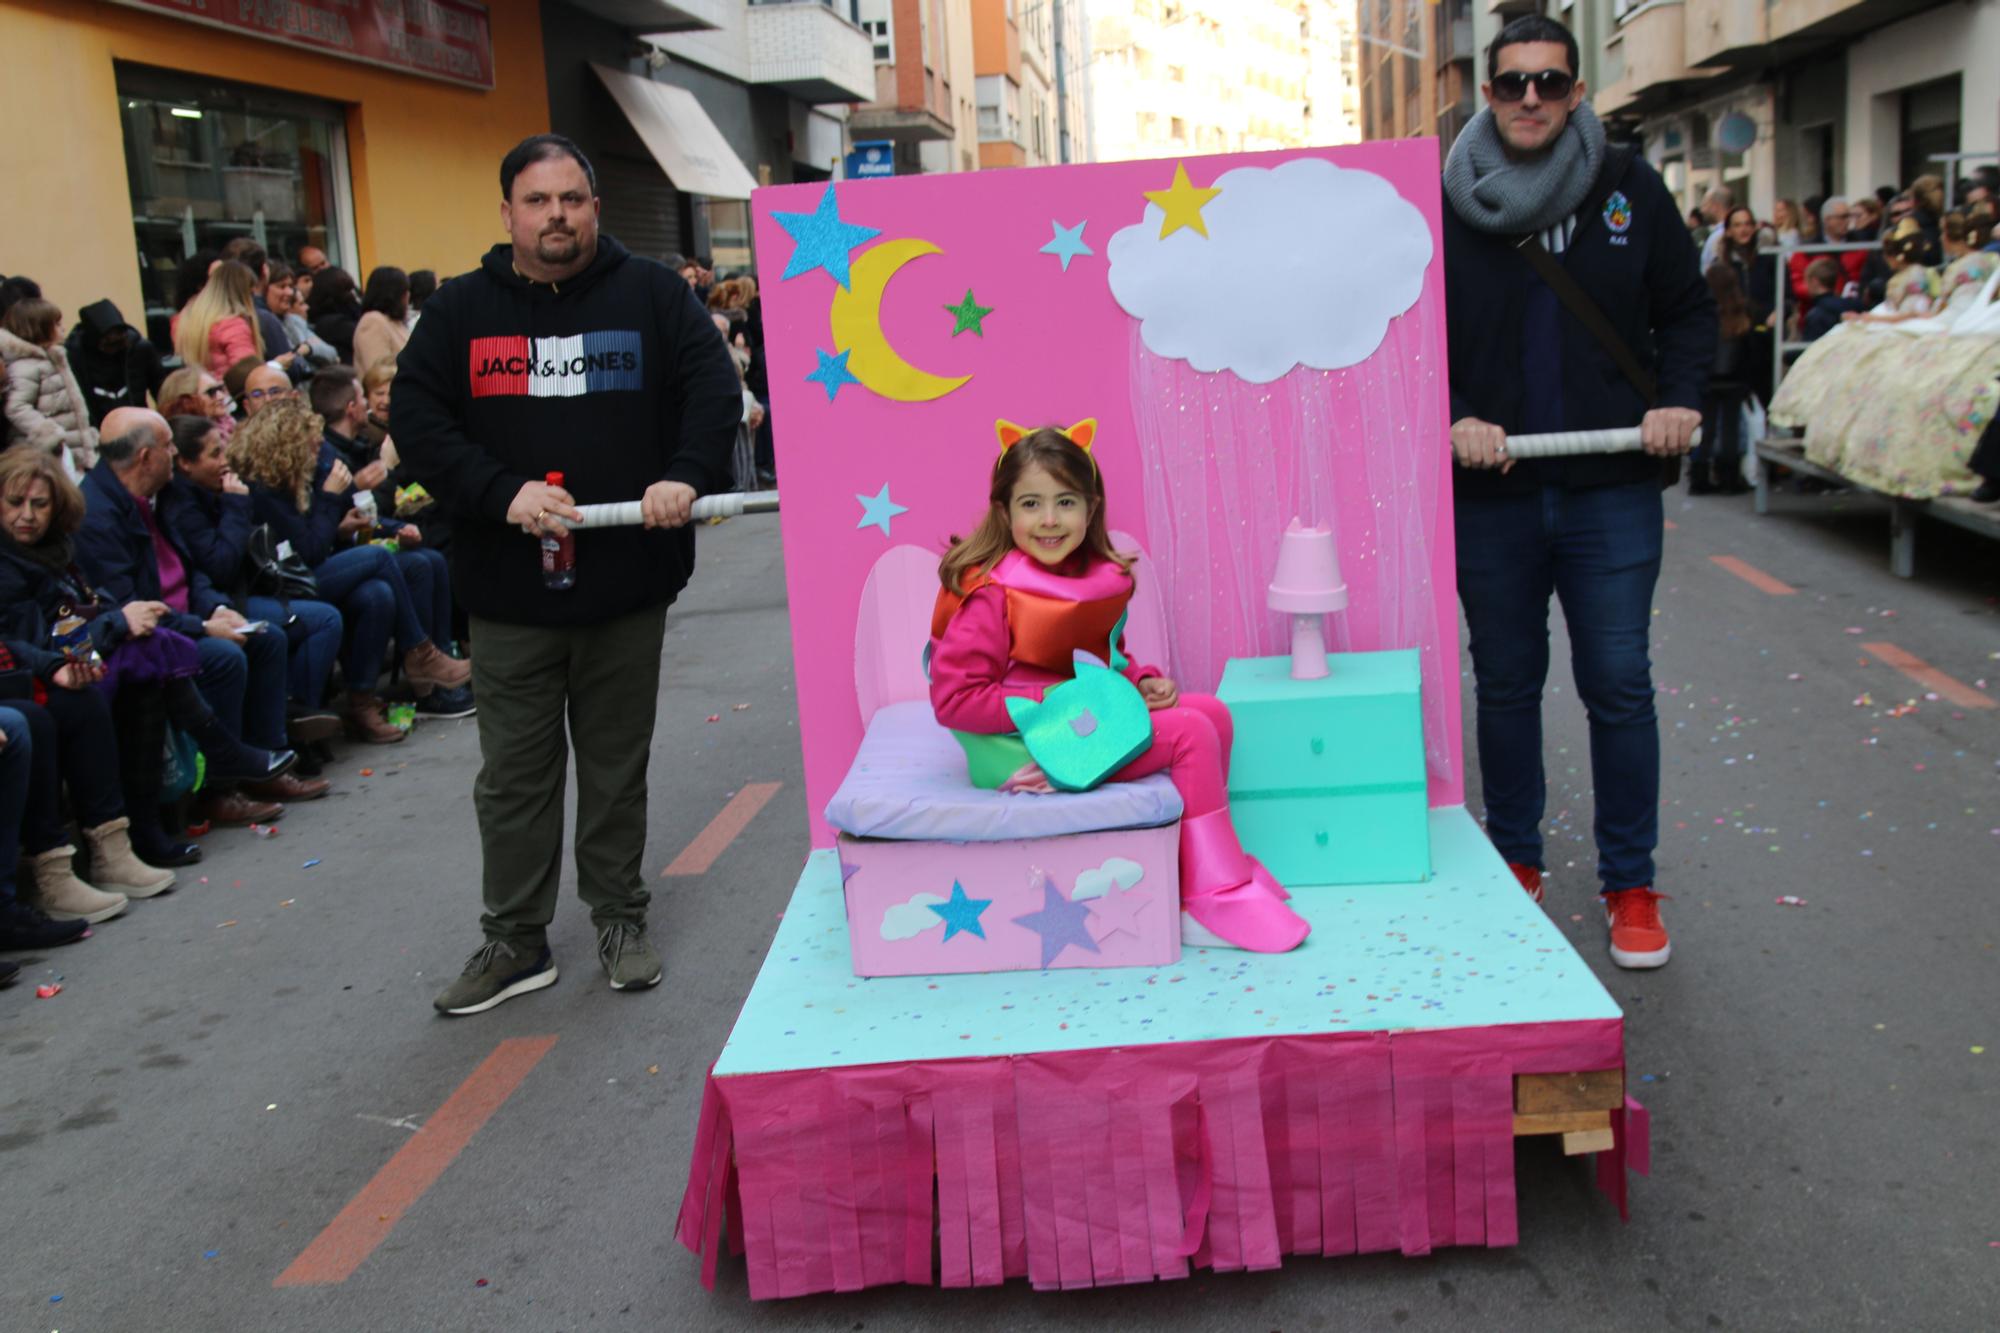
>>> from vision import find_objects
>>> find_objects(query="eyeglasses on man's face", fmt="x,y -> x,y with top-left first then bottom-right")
245,386 -> 297,402
1490,69 -> 1574,103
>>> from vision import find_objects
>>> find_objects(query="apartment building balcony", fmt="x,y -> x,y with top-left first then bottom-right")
1595,2 -> 1722,118
569,0 -> 720,31
851,66 -> 956,142
1483,0 -> 1538,16
1685,0 -> 1767,67
1766,0 -> 1947,49
745,0 -> 876,103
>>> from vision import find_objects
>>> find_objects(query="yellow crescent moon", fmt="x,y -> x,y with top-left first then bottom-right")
829,238 -> 972,402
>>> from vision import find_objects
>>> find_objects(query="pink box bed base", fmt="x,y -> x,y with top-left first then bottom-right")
839,824 -> 1182,977
675,1019 -> 1649,1299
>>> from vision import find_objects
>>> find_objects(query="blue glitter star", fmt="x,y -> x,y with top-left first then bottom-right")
771,184 -> 881,288
854,484 -> 908,536
805,346 -> 859,401
1010,876 -> 1101,968
1038,219 -> 1093,272
927,881 -> 992,942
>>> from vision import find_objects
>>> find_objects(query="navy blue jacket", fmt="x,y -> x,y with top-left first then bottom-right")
163,476 -> 256,591
1444,146 -> 1716,495
0,543 -> 137,658
74,462 -> 228,637
244,440 -> 353,570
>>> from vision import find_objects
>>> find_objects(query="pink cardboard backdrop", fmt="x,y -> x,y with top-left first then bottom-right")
753,144 -> 1460,849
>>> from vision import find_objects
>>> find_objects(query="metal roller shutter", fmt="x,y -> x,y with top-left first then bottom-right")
594,153 -> 686,263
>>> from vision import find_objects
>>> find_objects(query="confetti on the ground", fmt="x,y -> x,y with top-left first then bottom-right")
647,1064 -> 660,1075
359,768 -> 374,777
248,823 -> 278,839
732,703 -> 750,711
476,1278 -> 489,1287
265,1104 -> 277,1111
204,1249 -> 220,1260
302,859 -> 321,869
35,983 -> 61,998
705,714 -> 721,723
1776,896 -> 1808,907
1974,1047 -> 1987,1055
279,899 -> 295,908
217,921 -> 237,929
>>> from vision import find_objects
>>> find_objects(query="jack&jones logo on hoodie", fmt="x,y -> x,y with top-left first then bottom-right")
469,330 -> 643,398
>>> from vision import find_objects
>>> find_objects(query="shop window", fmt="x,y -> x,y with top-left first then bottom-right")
701,199 -> 754,277
114,64 -> 353,351
1899,75 -> 1960,188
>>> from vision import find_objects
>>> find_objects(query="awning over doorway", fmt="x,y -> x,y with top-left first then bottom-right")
591,63 -> 758,201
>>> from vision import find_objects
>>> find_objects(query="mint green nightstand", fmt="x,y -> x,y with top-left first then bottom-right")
1217,651 -> 1431,886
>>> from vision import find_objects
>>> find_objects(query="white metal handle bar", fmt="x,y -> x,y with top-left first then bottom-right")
1502,427 -> 1700,458
562,490 -> 780,528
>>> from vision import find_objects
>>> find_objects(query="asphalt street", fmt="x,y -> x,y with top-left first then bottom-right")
4,481 -> 1996,1331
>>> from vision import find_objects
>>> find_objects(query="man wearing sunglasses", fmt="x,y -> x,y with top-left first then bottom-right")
1440,15 -> 1715,971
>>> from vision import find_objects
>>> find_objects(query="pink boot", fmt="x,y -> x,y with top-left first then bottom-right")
1177,811 -> 1311,953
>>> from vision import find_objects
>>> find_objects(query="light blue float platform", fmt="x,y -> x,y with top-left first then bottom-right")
715,806 -> 1617,1074
682,808 -> 1642,1300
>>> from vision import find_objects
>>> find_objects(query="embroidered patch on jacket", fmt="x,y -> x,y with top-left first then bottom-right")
469,331 -> 643,398
1603,191 -> 1633,235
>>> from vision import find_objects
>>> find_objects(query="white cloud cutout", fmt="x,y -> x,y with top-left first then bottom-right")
1106,157 -> 1433,383
1072,856 -> 1145,901
879,892 -> 947,941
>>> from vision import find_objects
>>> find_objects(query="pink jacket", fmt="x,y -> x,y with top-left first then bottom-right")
929,552 -> 1159,735
171,312 -> 260,378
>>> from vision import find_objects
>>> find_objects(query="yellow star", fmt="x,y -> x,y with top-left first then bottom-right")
1143,161 -> 1223,239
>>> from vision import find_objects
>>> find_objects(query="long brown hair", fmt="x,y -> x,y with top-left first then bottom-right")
938,427 -> 1131,594
1705,261 -> 1751,340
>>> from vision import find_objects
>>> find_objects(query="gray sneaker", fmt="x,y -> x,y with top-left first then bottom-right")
597,921 -> 662,991
433,940 -> 558,1015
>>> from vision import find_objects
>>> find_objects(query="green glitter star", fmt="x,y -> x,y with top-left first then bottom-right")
944,288 -> 994,337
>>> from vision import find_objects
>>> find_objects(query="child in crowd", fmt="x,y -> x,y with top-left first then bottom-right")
1798,258 -> 1863,342
927,424 -> 1309,953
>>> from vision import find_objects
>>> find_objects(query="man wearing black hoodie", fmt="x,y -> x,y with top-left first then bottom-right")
65,301 -> 167,428
394,135 -> 741,1016
1440,16 -> 1713,973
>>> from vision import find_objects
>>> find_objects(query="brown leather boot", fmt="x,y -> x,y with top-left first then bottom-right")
403,641 -> 471,691
346,691 -> 408,744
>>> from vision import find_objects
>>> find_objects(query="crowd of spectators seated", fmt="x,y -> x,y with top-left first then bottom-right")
0,245 -> 470,977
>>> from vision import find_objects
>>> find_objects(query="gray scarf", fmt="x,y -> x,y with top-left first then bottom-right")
1442,102 -> 1607,236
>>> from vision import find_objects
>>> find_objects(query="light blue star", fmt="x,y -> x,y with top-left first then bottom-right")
1039,219 -> 1093,272
1010,875 -> 1100,969
771,184 -> 881,289
805,347 -> 859,401
855,484 -> 908,536
927,881 -> 992,942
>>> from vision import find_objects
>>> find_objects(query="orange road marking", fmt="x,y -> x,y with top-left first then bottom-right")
1860,642 -> 1996,711
662,782 -> 782,876
1663,519 -> 1678,530
1708,555 -> 1796,596
275,1036 -> 558,1287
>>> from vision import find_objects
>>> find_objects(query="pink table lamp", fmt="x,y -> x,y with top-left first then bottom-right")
1268,518 -> 1347,680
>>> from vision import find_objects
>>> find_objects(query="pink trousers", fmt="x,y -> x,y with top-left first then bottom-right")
1108,693 -> 1232,817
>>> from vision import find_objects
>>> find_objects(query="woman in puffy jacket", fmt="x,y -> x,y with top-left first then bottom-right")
2,298 -> 98,473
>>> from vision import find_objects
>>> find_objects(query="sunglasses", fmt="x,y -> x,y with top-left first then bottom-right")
1491,69 -> 1575,103
201,385 -> 227,398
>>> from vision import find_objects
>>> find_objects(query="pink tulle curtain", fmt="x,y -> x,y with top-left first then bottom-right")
1128,307 -> 1456,790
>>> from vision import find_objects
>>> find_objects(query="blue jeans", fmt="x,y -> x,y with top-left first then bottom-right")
195,629 -> 289,752
315,545 -> 427,692
394,545 -> 454,647
1455,481 -> 1664,891
0,707 -> 30,901
246,596 -> 343,708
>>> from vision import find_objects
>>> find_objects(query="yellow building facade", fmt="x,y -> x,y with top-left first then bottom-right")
0,0 -> 551,345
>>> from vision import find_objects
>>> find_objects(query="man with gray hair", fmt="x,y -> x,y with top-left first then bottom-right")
1697,185 -> 1736,270
76,408 -> 303,825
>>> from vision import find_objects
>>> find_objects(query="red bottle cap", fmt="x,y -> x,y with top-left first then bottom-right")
546,470 -> 564,486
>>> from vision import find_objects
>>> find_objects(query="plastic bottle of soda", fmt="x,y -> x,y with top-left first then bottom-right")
540,471 -> 576,591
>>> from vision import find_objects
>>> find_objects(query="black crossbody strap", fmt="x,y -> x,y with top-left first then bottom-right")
1513,232 -> 1658,406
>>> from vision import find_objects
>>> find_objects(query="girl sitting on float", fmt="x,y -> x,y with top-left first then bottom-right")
927,422 -> 1310,954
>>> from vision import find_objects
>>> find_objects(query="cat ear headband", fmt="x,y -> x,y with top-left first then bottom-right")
993,418 -> 1099,476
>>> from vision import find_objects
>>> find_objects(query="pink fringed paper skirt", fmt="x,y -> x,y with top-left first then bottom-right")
677,1020 -> 1649,1298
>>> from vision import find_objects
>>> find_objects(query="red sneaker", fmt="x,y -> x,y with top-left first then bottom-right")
1508,862 -> 1545,903
1603,887 -> 1672,969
